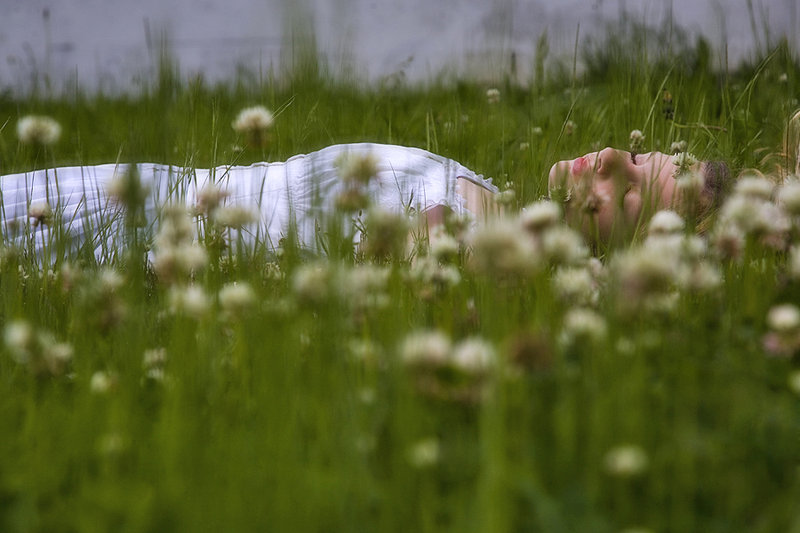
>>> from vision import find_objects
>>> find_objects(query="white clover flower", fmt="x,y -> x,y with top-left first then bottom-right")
467,220 -> 539,276
4,320 -> 34,364
648,210 -> 685,236
685,261 -> 723,292
213,205 -> 258,229
672,151 -> 698,173
232,105 -> 274,134
409,256 -> 461,289
675,170 -> 705,194
156,207 -> 194,247
43,341 -> 73,374
400,330 -> 451,367
98,268 -> 124,293
143,348 -> 167,370
341,265 -> 391,311
292,262 -> 332,303
486,88 -> 500,104
717,195 -> 788,237
629,129 -> 645,153
776,180 -> 800,216
519,200 -> 562,234
168,285 -> 210,318
407,437 -> 440,468
28,200 -> 52,226
629,129 -> 645,144
335,151 -> 379,185
452,337 -> 495,374
195,184 -> 230,215
494,189 -> 516,206
362,207 -> 409,259
429,231 -> 460,263
613,246 -> 680,303
643,233 -> 706,263
540,226 -> 589,266
564,120 -> 576,135
90,371 -> 116,394
218,282 -> 256,315
532,126 -> 543,136
562,308 -> 607,343
712,224 -> 746,259
17,115 -> 61,146
174,243 -> 208,273
766,304 -> 800,333
734,175 -> 774,200
670,140 -> 688,154
105,168 -> 150,208
552,267 -> 596,305
603,444 -> 649,477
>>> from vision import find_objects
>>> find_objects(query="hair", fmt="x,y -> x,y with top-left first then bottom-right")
701,160 -> 732,210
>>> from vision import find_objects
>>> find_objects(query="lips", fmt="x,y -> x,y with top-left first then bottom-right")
571,156 -> 588,175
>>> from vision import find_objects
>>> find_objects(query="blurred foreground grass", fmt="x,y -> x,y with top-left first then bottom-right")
1,33 -> 800,533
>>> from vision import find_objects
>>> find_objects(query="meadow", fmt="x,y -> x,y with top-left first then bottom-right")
1,27 -> 800,533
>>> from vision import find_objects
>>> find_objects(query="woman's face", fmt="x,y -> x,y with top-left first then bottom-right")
549,147 -> 690,241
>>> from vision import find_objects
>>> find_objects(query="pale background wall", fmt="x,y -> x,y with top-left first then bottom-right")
0,0 -> 797,94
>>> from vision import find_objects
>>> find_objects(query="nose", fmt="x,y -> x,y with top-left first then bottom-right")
594,147 -> 638,181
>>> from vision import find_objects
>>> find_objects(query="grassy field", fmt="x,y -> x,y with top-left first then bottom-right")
1,28 -> 800,533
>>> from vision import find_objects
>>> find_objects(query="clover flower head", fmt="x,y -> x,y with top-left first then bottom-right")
232,105 -> 274,134
486,88 -> 500,104
519,200 -> 562,235
218,282 -> 256,316
90,371 -> 116,394
17,115 -> 61,146
672,151 -> 698,174
648,210 -> 685,236
467,220 -> 539,276
4,320 -> 34,364
168,285 -> 210,318
400,330 -> 451,367
213,205 -> 258,229
776,179 -> 800,216
675,169 -> 705,194
452,337 -> 495,374
292,262 -> 333,303
766,304 -> 800,333
335,151 -> 380,185
670,140 -> 688,154
407,437 -> 440,468
562,307 -> 607,343
428,227 -> 460,262
603,444 -> 649,477
28,201 -> 52,226
629,129 -> 645,152
734,175 -> 774,201
196,184 -> 230,215
540,226 -> 589,266
552,267 -> 597,306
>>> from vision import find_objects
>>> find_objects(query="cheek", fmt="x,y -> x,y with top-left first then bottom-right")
623,191 -> 643,222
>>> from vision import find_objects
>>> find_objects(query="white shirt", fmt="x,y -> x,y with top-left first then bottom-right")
0,143 -> 497,256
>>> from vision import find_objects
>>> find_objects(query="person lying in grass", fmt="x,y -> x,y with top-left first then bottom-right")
3,110 -> 798,259
0,142 -> 500,258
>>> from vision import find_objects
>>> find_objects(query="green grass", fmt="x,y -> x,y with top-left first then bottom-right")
1,29 -> 800,533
